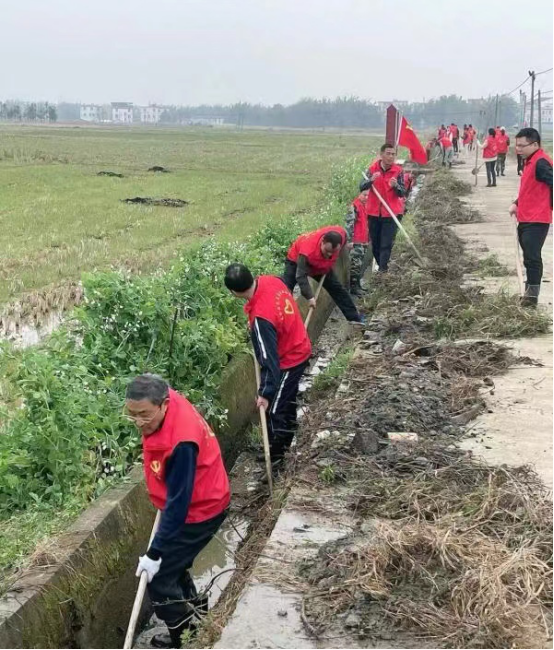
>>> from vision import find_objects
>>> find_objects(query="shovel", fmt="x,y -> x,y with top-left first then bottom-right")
471,162 -> 485,175
370,186 -> 428,268
512,216 -> 525,295
123,510 -> 162,649
303,274 -> 326,328
252,354 -> 273,496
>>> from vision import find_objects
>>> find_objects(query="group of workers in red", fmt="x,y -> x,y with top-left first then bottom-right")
123,141 -> 413,649
122,129 -> 551,649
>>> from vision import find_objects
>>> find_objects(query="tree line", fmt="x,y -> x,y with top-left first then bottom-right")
0,95 -> 521,130
158,95 -> 520,130
0,101 -> 57,122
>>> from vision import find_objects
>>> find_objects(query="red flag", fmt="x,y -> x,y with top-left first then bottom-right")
398,116 -> 427,165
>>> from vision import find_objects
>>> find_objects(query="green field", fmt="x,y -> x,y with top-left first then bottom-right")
0,125 -> 378,306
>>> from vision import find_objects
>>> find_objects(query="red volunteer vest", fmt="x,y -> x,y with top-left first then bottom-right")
483,137 -> 497,158
440,136 -> 452,149
351,198 -> 369,244
365,160 -> 404,217
438,128 -> 446,138
287,225 -> 347,275
496,135 -> 509,154
143,390 -> 230,523
462,129 -> 469,143
517,149 -> 553,224
244,275 -> 312,368
451,126 -> 459,138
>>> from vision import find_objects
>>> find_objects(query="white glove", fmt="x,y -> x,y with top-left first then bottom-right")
136,554 -> 162,583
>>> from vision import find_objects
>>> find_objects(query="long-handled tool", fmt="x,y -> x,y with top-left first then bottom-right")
252,354 -> 273,496
123,510 -> 162,649
512,217 -> 525,295
471,161 -> 485,175
303,274 -> 326,328
370,185 -> 427,267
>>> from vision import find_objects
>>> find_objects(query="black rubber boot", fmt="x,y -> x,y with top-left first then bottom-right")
151,596 -> 209,648
350,280 -> 366,297
520,284 -> 540,308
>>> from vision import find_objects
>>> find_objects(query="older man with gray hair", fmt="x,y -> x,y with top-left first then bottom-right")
125,374 -> 230,649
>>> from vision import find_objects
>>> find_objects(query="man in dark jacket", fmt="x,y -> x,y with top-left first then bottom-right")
126,374 -> 230,649
225,264 -> 312,464
283,226 -> 364,322
509,128 -> 553,307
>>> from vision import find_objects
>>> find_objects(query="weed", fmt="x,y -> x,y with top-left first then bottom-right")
311,347 -> 354,395
473,253 -> 511,277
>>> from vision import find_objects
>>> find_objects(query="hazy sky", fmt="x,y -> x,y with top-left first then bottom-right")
1,0 -> 552,106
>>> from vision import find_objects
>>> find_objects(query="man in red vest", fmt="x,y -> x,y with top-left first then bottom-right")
364,143 -> 407,272
224,264 -> 312,465
509,128 -> 553,307
284,226 -> 365,322
496,127 -> 510,176
345,180 -> 372,296
126,374 -> 230,648
439,134 -> 454,167
450,123 -> 460,153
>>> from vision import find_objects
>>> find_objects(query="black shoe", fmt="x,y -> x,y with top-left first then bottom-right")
152,628 -> 188,650
486,183 -> 492,187
350,283 -> 366,297
151,596 -> 208,648
501,173 -> 506,176
520,296 -> 538,308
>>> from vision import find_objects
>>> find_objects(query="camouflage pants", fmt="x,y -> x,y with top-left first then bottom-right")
350,243 -> 370,284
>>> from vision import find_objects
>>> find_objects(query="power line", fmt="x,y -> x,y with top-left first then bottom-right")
536,67 -> 553,76
505,76 -> 530,96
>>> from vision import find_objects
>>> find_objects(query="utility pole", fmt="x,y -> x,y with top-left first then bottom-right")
494,94 -> 499,126
529,70 -> 536,127
522,92 -> 527,126
538,90 -> 542,133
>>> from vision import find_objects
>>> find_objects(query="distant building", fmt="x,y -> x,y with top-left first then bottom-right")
80,104 -> 102,122
140,105 -> 165,124
187,116 -> 224,126
111,102 -> 133,123
523,100 -> 553,126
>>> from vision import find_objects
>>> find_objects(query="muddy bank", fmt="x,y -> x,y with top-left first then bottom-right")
210,169 -> 552,650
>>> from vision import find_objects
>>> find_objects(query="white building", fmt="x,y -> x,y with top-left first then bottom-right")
111,102 -> 133,123
140,105 -> 165,124
80,104 -> 102,121
523,101 -> 553,126
188,116 -> 224,126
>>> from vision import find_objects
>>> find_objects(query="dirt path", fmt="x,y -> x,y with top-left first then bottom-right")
452,153 -> 553,486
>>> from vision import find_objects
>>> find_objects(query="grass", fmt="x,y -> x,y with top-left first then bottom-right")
0,124 -> 379,306
473,253 -> 511,277
311,347 -> 354,395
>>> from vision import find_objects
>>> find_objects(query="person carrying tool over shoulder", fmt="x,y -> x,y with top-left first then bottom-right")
496,127 -> 510,176
363,143 -> 407,272
224,264 -> 312,468
125,374 -> 230,649
509,127 -> 553,307
345,180 -> 372,296
283,225 -> 365,322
